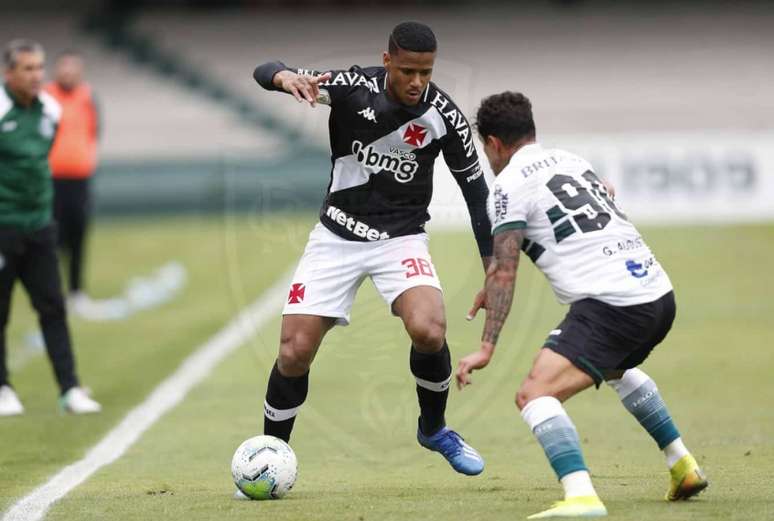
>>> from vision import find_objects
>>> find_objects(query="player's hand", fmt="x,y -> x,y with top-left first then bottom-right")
466,288 -> 487,321
456,344 -> 494,390
275,71 -> 332,107
602,178 -> 616,198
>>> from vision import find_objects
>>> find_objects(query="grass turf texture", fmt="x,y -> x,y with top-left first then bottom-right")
1,217 -> 772,520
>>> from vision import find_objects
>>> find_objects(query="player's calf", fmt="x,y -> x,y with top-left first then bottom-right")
521,396 -> 599,501
412,340 -> 484,475
263,361 -> 308,443
606,368 -> 708,500
410,341 -> 451,436
264,316 -> 330,442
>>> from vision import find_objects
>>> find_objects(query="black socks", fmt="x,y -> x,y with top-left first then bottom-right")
410,342 -> 451,437
263,361 -> 309,442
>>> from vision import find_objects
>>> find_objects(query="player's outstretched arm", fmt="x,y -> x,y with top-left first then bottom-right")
456,228 -> 524,389
253,62 -> 331,107
437,89 -> 493,268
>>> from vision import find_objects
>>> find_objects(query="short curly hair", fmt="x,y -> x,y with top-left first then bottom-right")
476,91 -> 536,145
388,22 -> 437,54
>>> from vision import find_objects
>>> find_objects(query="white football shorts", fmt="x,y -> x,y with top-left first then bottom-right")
282,223 -> 442,326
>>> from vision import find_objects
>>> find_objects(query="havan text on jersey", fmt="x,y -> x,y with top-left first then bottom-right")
309,65 -> 488,243
253,61 -> 492,252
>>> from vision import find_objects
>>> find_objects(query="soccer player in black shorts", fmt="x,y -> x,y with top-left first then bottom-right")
252,22 -> 493,476
456,92 -> 708,517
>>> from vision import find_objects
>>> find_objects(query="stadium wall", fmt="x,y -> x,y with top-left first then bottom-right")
93,129 -> 774,227
428,132 -> 774,229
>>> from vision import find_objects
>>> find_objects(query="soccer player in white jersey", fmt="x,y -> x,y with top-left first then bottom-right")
455,92 -> 708,518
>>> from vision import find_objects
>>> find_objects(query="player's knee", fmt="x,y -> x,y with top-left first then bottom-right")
406,315 -> 446,352
516,380 -> 543,411
515,389 -> 530,411
277,332 -> 316,376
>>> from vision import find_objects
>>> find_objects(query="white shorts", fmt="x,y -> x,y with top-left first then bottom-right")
283,223 -> 442,326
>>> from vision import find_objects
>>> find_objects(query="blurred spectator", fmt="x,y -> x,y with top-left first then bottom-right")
0,39 -> 101,416
45,50 -> 100,315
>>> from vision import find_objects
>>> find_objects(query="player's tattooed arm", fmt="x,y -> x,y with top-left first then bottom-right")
481,229 -> 523,346
457,229 -> 523,389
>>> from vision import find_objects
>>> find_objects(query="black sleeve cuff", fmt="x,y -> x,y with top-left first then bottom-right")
253,61 -> 289,91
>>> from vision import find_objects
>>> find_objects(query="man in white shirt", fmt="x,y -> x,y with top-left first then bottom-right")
456,92 -> 707,518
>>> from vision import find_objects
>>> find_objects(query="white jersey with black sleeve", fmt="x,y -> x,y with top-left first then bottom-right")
488,143 -> 673,306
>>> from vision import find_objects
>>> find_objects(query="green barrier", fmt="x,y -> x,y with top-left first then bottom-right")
92,151 -> 330,216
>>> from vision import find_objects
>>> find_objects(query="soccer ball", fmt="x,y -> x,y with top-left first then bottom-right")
231,435 -> 297,500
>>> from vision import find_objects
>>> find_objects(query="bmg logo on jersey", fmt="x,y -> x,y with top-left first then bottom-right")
351,140 -> 419,183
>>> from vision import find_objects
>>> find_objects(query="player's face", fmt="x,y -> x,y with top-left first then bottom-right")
383,48 -> 434,106
4,50 -> 45,102
54,55 -> 84,90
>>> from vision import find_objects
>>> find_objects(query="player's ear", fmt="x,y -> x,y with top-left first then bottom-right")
485,135 -> 500,152
382,51 -> 391,69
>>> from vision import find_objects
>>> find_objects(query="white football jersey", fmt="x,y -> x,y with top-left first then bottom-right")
488,143 -> 672,306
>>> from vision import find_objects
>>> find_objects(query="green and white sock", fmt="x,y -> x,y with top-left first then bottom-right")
607,368 -> 688,468
521,396 -> 597,498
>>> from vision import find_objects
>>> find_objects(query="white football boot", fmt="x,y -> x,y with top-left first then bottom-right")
60,387 -> 102,414
0,385 -> 24,416
233,489 -> 250,500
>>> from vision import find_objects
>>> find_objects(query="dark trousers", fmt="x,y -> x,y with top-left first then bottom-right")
0,224 -> 79,394
53,178 -> 91,293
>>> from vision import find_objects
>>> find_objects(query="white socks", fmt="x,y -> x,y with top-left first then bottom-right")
663,437 -> 690,468
560,470 -> 597,499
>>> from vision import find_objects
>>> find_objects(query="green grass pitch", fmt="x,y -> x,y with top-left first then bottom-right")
1,215 -> 772,520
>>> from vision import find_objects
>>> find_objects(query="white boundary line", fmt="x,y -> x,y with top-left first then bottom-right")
2,273 -> 291,521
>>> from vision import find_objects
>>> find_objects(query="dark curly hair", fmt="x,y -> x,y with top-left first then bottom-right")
388,22 -> 437,54
476,91 -> 536,145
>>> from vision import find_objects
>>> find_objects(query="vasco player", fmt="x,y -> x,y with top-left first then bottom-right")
456,92 -> 708,517
252,22 -> 491,475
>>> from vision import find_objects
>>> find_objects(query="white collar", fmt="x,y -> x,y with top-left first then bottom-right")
513,142 -> 542,158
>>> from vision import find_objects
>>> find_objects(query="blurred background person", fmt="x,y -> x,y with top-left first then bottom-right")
45,50 -> 101,317
0,39 -> 101,416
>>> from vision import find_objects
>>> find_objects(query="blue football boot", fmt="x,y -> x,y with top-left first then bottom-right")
417,424 -> 484,476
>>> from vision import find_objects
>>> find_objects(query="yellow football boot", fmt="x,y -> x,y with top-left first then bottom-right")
527,496 -> 607,518
666,454 -> 709,501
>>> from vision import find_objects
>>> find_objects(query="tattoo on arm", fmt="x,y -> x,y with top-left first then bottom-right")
482,229 -> 523,346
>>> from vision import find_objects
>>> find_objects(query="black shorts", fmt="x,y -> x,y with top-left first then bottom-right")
545,291 -> 676,387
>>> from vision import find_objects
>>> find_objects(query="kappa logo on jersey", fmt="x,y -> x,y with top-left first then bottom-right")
403,123 -> 427,147
351,140 -> 419,183
288,283 -> 306,304
358,107 -> 377,123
